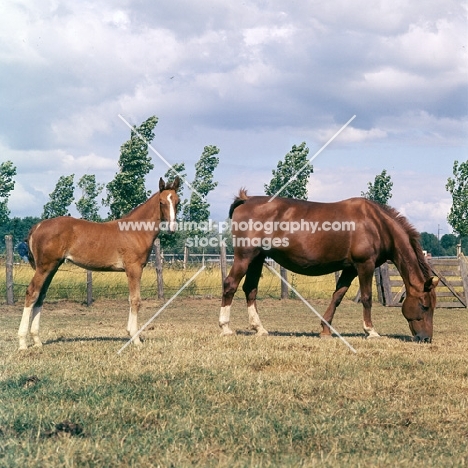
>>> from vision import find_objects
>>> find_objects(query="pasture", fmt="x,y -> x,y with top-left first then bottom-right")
1,294 -> 468,467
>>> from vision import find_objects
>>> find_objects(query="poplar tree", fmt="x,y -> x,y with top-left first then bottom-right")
0,160 -> 17,223
361,169 -> 393,205
104,116 -> 157,219
183,145 -> 220,225
42,174 -> 75,219
446,160 -> 468,237
76,174 -> 104,221
264,142 -> 313,199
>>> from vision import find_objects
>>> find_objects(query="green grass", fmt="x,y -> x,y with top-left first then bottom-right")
1,297 -> 468,466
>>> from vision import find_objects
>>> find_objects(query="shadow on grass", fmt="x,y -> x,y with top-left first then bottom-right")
235,329 -> 415,342
44,336 -> 128,345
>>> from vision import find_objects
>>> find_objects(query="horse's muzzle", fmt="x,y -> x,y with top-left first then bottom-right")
413,334 -> 432,343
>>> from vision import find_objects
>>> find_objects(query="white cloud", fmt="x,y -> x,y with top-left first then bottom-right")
398,199 -> 452,234
0,0 -> 466,222
8,182 -> 43,215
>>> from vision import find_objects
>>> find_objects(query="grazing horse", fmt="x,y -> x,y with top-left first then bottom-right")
219,190 -> 439,342
18,177 -> 180,350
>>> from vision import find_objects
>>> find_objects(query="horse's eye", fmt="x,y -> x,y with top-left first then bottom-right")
419,303 -> 429,312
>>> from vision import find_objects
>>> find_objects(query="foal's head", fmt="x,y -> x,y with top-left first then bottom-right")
159,176 -> 180,233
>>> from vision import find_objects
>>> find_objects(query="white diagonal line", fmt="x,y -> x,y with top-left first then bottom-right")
268,115 -> 356,202
117,265 -> 206,354
118,114 -> 203,198
265,264 -> 357,353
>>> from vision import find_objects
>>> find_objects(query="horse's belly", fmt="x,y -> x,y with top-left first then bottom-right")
66,254 -> 125,272
267,250 -> 351,276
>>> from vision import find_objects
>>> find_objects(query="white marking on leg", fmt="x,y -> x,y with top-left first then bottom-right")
219,305 -> 234,336
18,306 -> 32,350
30,306 -> 43,347
127,299 -> 142,346
167,193 -> 177,232
127,303 -> 132,334
363,321 -> 381,339
248,304 -> 268,336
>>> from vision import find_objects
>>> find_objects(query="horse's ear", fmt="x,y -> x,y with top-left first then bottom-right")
159,178 -> 165,192
172,176 -> 180,192
424,276 -> 439,292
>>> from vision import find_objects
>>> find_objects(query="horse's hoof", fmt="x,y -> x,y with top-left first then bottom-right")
319,334 -> 333,339
18,345 -> 28,351
366,333 -> 381,339
255,329 -> 269,337
220,329 -> 234,337
33,342 -> 43,348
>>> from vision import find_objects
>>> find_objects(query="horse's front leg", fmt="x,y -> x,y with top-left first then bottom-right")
126,267 -> 143,346
357,262 -> 380,339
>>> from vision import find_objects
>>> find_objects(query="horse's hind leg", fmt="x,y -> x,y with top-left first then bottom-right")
18,263 -> 60,350
320,266 -> 357,338
242,254 -> 268,336
219,255 -> 253,336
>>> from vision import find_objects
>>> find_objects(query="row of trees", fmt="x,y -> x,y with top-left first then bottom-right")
1,116 -> 468,257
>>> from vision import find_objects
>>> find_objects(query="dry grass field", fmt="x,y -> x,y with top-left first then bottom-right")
1,295 -> 468,467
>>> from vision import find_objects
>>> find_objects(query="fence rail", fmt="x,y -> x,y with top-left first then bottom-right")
3,235 -> 468,308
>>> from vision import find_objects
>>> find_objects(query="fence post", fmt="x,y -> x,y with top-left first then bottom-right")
374,267 -> 384,305
5,235 -> 14,305
280,265 -> 289,299
86,271 -> 93,306
183,245 -> 189,270
378,262 -> 392,306
220,238 -> 227,289
154,238 -> 164,299
458,254 -> 468,307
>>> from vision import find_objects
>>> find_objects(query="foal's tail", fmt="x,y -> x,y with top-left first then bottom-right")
26,225 -> 39,270
229,189 -> 249,218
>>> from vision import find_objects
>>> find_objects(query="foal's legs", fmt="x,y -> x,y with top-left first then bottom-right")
320,266 -> 357,338
242,255 -> 268,336
18,262 -> 61,350
357,261 -> 380,338
219,253 -> 255,336
125,266 -> 143,346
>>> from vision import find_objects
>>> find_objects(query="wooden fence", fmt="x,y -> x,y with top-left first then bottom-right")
375,258 -> 468,308
4,234 -> 468,308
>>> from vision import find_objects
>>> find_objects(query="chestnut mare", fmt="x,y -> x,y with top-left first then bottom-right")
219,190 -> 439,342
18,177 -> 180,350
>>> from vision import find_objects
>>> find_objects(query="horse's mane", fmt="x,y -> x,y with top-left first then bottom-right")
229,188 -> 249,218
373,201 -> 432,279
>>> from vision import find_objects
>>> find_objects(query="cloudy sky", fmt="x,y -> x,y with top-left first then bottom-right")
1,0 -> 467,234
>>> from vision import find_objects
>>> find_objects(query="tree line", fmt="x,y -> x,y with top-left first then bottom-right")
1,116 -> 468,257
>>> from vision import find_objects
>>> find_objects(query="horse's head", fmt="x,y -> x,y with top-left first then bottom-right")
159,176 -> 180,233
401,276 -> 439,343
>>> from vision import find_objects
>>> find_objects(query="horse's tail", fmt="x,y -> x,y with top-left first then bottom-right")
26,224 -> 39,270
229,189 -> 249,219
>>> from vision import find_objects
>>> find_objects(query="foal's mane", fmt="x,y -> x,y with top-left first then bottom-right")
121,191 -> 160,219
120,180 -> 176,219
373,201 -> 431,279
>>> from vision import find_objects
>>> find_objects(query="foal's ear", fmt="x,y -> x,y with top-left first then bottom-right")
159,178 -> 165,192
424,276 -> 439,292
172,176 -> 180,192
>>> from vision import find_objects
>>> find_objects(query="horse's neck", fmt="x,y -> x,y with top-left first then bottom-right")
390,240 -> 427,296
126,193 -> 161,222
